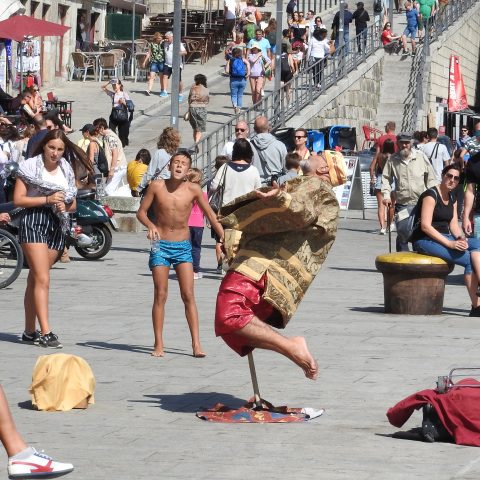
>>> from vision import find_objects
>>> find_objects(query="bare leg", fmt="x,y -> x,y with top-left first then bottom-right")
376,190 -> 386,229
146,72 -> 156,92
235,316 -> 318,380
22,244 -> 59,335
193,130 -> 202,143
249,77 -> 256,104
411,38 -> 416,53
215,242 -> 223,266
401,34 -> 407,50
175,262 -> 205,357
151,266 -> 170,357
0,386 -> 27,457
464,272 -> 480,308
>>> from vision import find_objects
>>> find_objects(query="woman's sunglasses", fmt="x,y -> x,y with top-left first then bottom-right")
445,173 -> 460,181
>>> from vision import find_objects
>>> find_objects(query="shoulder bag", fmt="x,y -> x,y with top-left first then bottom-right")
208,164 -> 228,213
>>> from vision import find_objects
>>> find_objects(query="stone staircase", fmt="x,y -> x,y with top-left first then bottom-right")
375,52 -> 414,130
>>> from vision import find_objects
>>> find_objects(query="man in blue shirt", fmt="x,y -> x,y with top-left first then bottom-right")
246,29 -> 272,59
401,1 -> 419,55
332,3 -> 353,54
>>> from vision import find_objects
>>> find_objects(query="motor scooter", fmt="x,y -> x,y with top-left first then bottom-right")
69,189 -> 118,260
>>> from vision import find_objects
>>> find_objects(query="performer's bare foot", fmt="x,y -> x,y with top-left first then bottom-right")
151,345 -> 165,357
290,337 -> 318,380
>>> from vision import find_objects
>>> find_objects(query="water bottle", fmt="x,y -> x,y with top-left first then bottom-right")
150,239 -> 161,253
474,215 -> 480,239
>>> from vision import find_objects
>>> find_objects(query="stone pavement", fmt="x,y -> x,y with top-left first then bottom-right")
2,210 -> 480,479
46,0 -> 379,159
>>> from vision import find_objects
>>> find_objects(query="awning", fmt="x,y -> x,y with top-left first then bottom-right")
0,1 -> 26,21
108,0 -> 147,14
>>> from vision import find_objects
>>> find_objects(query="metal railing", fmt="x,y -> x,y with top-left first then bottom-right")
402,0 -> 478,132
192,22 -> 381,181
298,0 -> 339,13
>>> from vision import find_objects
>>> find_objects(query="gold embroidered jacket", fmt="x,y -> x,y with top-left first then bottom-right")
219,175 -> 339,328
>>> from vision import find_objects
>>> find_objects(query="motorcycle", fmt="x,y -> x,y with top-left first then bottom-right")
67,189 -> 118,260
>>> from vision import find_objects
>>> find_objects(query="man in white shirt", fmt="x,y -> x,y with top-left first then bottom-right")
418,127 -> 451,181
160,31 -> 187,101
221,120 -> 250,159
224,0 -> 238,41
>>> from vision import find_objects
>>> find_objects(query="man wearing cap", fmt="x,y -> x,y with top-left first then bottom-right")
352,2 -> 370,53
77,124 -> 94,152
381,133 -> 437,251
215,152 -> 344,380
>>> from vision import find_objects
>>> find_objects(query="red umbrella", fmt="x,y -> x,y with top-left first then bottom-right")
0,15 -> 70,92
0,15 -> 69,42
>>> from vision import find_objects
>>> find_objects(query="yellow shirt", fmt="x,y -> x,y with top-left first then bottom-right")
77,137 -> 90,152
127,160 -> 148,191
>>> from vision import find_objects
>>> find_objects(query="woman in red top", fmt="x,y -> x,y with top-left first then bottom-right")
381,22 -> 401,54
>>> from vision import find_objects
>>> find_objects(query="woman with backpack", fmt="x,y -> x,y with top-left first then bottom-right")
307,27 -> 331,88
226,47 -> 250,115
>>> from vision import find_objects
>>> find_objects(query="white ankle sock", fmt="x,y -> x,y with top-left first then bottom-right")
10,446 -> 35,460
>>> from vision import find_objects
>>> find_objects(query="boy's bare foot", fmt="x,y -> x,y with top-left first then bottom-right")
151,345 -> 165,357
290,336 -> 319,380
193,350 -> 206,358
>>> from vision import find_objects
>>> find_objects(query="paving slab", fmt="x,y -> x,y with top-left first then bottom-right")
2,210 -> 480,479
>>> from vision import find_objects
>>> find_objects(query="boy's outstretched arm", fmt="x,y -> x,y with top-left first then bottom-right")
195,185 -> 224,242
136,182 -> 161,240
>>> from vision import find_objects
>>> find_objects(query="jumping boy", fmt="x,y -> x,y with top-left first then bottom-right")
137,152 -> 224,358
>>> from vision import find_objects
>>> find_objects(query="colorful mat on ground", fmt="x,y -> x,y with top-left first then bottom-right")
196,398 -> 324,423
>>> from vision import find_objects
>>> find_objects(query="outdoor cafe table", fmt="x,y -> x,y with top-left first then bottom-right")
81,51 -> 103,81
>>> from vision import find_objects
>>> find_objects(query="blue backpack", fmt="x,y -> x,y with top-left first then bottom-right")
230,57 -> 246,78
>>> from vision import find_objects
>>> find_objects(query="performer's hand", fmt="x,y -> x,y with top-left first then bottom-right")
255,181 -> 281,199
55,202 -> 66,213
0,213 -> 10,224
382,198 -> 391,207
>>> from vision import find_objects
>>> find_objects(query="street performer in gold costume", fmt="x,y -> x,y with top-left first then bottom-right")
215,151 -> 345,380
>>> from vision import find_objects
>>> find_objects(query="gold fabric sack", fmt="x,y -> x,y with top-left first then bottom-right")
29,354 -> 96,412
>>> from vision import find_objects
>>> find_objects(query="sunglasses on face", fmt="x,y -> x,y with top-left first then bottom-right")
462,129 -> 468,132
295,135 -> 306,139
445,173 -> 460,181
235,128 -> 246,132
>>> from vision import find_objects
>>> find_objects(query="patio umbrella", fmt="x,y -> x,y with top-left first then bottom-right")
0,15 -> 70,91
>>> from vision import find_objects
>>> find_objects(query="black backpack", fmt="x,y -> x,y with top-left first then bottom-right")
93,140 -> 109,175
286,0 -> 296,15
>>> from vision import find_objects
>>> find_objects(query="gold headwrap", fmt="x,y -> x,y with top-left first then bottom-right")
323,150 -> 347,187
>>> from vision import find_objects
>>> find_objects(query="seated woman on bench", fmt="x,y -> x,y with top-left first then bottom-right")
411,163 -> 480,317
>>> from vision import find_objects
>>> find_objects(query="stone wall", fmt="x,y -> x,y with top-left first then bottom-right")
427,1 -> 480,118
288,52 -> 385,149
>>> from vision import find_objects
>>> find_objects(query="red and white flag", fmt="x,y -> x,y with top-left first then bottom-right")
448,54 -> 468,112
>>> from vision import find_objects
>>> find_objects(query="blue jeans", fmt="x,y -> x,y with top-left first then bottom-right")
230,77 -> 247,108
189,226 -> 204,273
356,28 -> 367,52
413,234 -> 480,275
335,30 -> 350,55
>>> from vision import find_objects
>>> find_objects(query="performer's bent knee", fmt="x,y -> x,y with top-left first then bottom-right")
215,271 -> 278,356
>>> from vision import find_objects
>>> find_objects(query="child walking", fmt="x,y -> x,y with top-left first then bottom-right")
187,168 -> 207,280
137,152 -> 224,358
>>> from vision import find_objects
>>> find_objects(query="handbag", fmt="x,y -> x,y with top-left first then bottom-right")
208,164 -> 228,214
262,57 -> 272,80
111,106 -> 128,122
183,110 -> 190,121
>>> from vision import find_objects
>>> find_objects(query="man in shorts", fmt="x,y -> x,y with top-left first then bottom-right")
215,152 -> 344,380
401,1 -> 419,55
137,152 -> 224,358
160,31 -> 187,101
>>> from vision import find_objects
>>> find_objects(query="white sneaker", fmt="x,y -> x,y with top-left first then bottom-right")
193,272 -> 203,280
389,223 -> 397,232
379,227 -> 386,235
8,447 -> 74,478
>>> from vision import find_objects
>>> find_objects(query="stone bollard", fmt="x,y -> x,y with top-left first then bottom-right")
375,252 -> 454,315
103,196 -> 142,233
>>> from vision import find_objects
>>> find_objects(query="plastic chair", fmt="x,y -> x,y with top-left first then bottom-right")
107,49 -> 127,79
98,53 -> 117,82
361,125 -> 384,150
69,52 -> 96,82
306,130 -> 325,153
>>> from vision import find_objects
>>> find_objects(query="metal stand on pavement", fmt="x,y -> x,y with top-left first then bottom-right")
247,352 -> 262,409
437,367 -> 480,393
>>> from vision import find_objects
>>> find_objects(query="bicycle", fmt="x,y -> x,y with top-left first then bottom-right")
0,227 -> 24,289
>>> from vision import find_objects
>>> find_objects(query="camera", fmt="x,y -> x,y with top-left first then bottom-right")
268,174 -> 279,186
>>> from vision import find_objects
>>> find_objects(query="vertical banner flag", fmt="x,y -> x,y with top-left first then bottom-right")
448,54 -> 468,112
